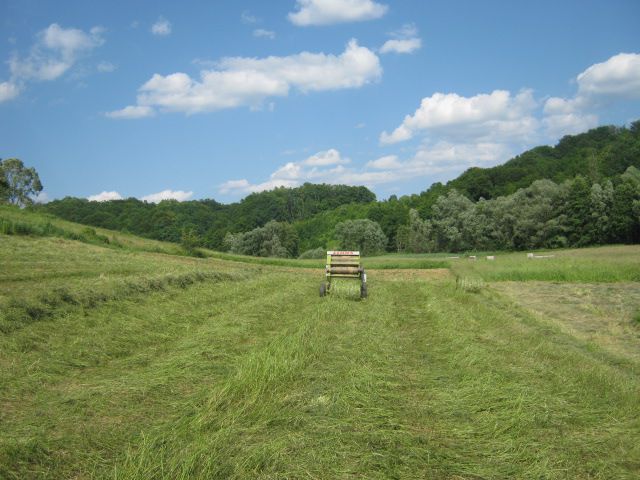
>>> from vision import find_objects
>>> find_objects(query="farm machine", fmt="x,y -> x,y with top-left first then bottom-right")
320,250 -> 367,298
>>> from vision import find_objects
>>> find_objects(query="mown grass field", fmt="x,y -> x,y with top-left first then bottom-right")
1,209 -> 639,479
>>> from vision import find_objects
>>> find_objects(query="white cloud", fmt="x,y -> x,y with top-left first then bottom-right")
219,179 -> 252,194
241,11 -> 260,24
253,29 -> 275,39
97,61 -> 116,72
0,81 -> 21,102
540,52 -> 640,138
88,191 -> 123,202
141,189 -> 193,203
105,105 -> 155,119
109,39 -> 381,117
220,149 -> 352,194
542,96 -> 598,138
380,23 -> 421,54
370,143 -> 511,181
542,111 -> 599,138
151,17 -> 172,36
366,155 -> 401,169
87,189 -> 193,202
405,141 -> 511,174
219,141 -> 513,197
9,23 -> 104,82
380,89 -> 538,144
576,52 -> 640,99
302,148 -> 349,166
288,0 -> 388,26
368,142 -> 511,184
390,23 -> 418,38
380,38 -> 421,54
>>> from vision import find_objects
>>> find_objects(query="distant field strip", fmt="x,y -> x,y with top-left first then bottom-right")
451,245 -> 640,282
203,249 -> 450,270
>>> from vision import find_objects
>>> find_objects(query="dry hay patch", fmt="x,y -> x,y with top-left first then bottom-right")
493,281 -> 640,362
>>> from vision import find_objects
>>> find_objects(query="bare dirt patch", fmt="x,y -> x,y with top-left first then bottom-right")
493,281 -> 640,362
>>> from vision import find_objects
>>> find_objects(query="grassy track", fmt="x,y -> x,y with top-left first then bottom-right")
1,221 -> 640,478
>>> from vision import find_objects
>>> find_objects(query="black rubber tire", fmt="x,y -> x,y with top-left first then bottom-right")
360,283 -> 368,298
320,283 -> 326,297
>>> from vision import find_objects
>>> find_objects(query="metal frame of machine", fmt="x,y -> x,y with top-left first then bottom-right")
320,250 -> 367,298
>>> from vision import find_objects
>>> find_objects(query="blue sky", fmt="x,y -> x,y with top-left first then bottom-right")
1,0 -> 639,203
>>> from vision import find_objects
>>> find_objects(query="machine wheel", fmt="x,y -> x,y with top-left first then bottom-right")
320,283 -> 326,297
360,283 -> 368,298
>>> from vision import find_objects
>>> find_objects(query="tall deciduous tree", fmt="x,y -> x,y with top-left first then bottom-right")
0,158 -> 43,206
334,219 -> 387,255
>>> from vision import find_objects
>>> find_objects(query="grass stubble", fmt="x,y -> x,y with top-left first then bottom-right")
1,212 -> 639,478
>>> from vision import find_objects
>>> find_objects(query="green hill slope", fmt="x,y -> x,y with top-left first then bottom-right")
419,122 -> 640,204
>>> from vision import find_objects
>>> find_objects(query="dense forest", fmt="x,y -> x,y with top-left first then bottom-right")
41,184 -> 375,250
37,123 -> 640,256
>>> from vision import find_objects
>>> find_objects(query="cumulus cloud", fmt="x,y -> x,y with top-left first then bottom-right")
141,189 -> 193,203
151,17 -> 172,36
288,0 -> 388,26
220,149 -> 352,194
405,141 -> 512,175
108,39 -> 381,117
576,52 -> 640,99
380,89 -> 538,145
302,148 -> 349,166
0,81 -> 21,102
542,96 -> 598,137
368,143 -> 511,182
88,191 -> 123,202
8,23 -> 104,83
253,29 -> 276,39
366,155 -> 401,169
539,52 -> 640,138
380,38 -> 421,54
219,141 -> 513,198
87,189 -> 193,202
542,111 -> 599,138
380,23 -> 421,54
105,105 -> 155,119
371,142 -> 511,183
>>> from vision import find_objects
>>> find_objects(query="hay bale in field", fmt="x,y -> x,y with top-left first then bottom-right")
469,255 -> 477,260
527,253 -> 534,259
486,255 -> 495,260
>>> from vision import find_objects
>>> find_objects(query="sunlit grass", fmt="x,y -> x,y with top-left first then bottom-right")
450,245 -> 640,282
1,210 -> 640,478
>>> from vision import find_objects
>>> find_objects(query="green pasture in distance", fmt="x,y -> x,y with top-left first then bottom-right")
0,204 -> 185,256
450,245 -> 640,282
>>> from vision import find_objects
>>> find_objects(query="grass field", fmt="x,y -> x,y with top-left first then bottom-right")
1,211 -> 639,479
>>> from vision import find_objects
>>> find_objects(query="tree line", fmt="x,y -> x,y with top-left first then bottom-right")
397,169 -> 640,253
